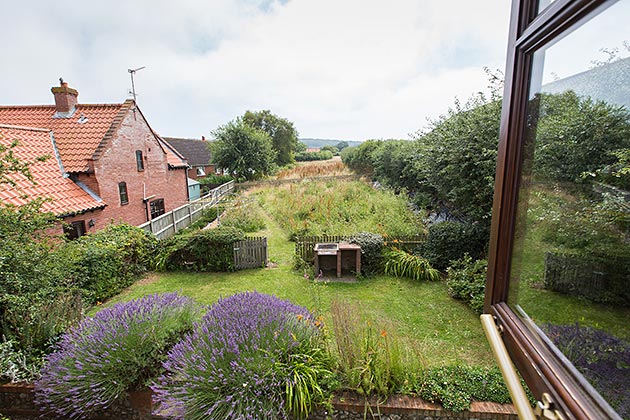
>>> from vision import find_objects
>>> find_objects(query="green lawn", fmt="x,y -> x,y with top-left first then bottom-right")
101,202 -> 495,368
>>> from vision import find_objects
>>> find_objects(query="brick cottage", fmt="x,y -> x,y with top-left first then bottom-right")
0,80 -> 188,238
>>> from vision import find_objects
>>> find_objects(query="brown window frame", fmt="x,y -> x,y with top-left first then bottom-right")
485,0 -> 621,419
118,182 -> 129,205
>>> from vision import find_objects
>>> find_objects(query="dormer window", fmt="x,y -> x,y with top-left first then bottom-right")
136,150 -> 144,171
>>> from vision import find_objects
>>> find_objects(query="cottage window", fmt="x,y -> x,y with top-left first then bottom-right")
63,220 -> 86,240
136,150 -> 144,171
195,167 -> 206,177
486,0 -> 628,418
118,182 -> 129,205
150,198 -> 165,219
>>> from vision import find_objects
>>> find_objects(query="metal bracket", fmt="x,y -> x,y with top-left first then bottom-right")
534,393 -> 565,420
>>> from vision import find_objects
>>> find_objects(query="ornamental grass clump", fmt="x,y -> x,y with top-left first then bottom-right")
153,291 -> 333,420
35,293 -> 203,419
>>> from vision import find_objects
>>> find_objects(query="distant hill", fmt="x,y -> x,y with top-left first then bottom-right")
299,138 -> 362,149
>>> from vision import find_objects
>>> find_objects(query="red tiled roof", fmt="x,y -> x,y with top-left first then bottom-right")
0,124 -> 105,216
0,103 -> 126,173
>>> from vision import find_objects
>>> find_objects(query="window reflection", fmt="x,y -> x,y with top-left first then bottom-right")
509,1 -> 630,416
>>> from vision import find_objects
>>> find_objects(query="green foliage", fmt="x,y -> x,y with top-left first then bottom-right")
446,255 -> 487,314
418,365 -> 518,411
157,226 -> 245,272
243,110 -> 299,167
533,91 -> 630,184
219,199 -> 266,233
180,207 -> 219,233
1,339 -> 43,383
349,232 -> 384,276
295,150 -> 334,161
257,180 -> 423,239
0,136 -> 50,188
60,224 -> 158,304
335,141 -> 349,152
591,148 -> 630,189
419,222 -> 487,271
330,300 -> 405,397
210,117 -> 277,181
384,248 -> 440,282
340,140 -> 384,175
198,174 -> 234,193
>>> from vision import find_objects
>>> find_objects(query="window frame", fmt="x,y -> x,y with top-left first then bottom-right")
118,181 -> 129,205
63,220 -> 86,240
484,0 -> 621,419
136,150 -> 144,171
149,198 -> 165,219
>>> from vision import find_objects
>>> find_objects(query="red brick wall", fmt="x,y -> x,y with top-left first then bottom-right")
73,111 -> 188,231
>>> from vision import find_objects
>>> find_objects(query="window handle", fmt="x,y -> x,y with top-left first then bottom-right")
534,393 -> 565,420
481,314 -> 536,420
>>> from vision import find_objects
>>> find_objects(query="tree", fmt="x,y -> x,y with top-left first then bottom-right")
210,118 -> 276,181
320,145 -> 338,155
242,110 -> 299,167
336,141 -> 349,152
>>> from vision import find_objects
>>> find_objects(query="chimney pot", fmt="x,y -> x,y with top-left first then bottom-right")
202,136 -> 206,141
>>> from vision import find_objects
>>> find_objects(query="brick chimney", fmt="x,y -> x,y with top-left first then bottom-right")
51,78 -> 78,118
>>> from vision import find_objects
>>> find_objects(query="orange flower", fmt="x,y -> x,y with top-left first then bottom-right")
381,330 -> 387,338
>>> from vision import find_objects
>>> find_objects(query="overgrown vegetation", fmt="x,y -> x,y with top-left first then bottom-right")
156,226 -> 245,272
153,292 -> 334,420
35,293 -> 202,419
256,179 -> 423,239
295,150 -> 334,161
218,198 -> 266,232
274,159 -> 350,179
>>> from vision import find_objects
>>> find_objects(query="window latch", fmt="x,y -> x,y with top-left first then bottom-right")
534,393 -> 565,420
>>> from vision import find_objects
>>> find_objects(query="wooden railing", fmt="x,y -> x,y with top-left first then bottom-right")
138,181 -> 235,240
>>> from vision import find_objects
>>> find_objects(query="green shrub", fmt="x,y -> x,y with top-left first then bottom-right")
60,224 -> 158,304
349,232 -> 384,276
157,226 -> 245,272
180,207 -> 219,233
1,339 -> 42,383
384,248 -> 440,282
446,255 -> 487,314
418,365 -> 516,411
35,293 -> 203,419
419,222 -> 486,271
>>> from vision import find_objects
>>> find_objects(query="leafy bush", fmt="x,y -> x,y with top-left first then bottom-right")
543,323 -> 630,418
418,365 -> 517,411
384,247 -> 440,282
219,200 -> 266,232
198,173 -> 234,188
60,223 -> 158,304
157,226 -> 245,272
349,232 -> 384,276
446,255 -> 487,314
35,293 -> 202,419
153,291 -> 334,420
330,300 -> 405,397
295,150 -> 334,161
0,339 -> 42,383
419,222 -> 486,271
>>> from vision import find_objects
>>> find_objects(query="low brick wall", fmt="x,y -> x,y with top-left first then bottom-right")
1,384 -> 518,420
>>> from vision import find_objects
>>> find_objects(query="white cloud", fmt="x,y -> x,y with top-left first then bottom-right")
0,0 -> 511,141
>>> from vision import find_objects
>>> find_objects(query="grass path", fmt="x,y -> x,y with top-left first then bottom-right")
101,199 -> 495,368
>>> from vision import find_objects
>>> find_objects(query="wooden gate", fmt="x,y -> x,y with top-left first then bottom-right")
233,238 -> 267,270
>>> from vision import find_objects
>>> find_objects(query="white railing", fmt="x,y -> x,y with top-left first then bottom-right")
138,181 -> 235,240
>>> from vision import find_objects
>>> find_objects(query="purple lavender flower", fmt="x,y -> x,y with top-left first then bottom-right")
153,291 -> 326,420
34,293 -> 203,419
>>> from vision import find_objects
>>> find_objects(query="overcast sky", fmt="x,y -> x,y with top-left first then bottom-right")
0,0 -> 512,142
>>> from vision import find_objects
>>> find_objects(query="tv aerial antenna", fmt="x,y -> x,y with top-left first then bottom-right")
128,66 -> 146,102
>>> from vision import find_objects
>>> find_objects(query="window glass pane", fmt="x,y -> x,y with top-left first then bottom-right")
510,1 -> 630,415
136,150 -> 144,171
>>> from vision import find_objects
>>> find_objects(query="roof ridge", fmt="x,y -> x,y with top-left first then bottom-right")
0,124 -> 50,132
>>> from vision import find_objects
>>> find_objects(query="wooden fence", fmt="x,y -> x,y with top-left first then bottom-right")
234,237 -> 268,269
139,181 -> 235,240
544,252 -> 630,305
295,234 -> 425,263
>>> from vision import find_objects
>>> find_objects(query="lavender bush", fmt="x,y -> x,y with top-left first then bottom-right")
153,291 -> 333,420
35,293 -> 203,419
543,323 -> 630,418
